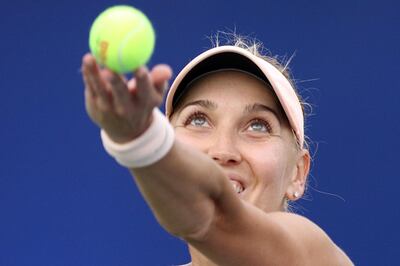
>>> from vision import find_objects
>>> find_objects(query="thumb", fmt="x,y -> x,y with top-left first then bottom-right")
150,64 -> 173,94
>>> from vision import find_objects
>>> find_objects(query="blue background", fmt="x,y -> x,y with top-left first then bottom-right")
1,0 -> 399,265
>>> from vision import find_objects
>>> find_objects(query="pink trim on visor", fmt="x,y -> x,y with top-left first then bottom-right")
165,45 -> 304,147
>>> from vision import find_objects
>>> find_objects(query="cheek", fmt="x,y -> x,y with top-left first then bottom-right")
174,129 -> 208,152
244,143 -> 289,184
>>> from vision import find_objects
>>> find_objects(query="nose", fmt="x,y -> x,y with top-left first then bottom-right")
207,133 -> 242,166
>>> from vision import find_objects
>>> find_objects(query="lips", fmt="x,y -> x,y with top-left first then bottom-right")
230,179 -> 244,194
227,173 -> 246,194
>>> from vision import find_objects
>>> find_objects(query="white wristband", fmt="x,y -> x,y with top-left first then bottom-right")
100,108 -> 175,168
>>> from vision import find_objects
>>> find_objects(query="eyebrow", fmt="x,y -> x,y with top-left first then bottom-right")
180,99 -> 218,110
179,100 -> 281,122
244,103 -> 281,121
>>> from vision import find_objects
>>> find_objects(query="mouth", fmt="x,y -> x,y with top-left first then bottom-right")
230,179 -> 245,194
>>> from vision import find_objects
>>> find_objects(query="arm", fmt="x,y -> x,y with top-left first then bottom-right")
133,144 -> 353,265
82,55 -> 353,266
130,139 -> 225,238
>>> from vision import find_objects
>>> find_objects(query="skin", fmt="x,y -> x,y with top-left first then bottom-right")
170,70 -> 306,212
81,54 -> 353,266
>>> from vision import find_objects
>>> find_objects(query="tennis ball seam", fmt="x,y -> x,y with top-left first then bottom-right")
89,5 -> 155,73
117,17 -> 146,73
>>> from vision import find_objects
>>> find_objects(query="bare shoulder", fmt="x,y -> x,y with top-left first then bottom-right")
267,212 -> 354,266
186,199 -> 353,266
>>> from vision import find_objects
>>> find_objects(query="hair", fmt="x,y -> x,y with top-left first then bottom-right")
208,31 -> 310,146
207,31 -> 312,212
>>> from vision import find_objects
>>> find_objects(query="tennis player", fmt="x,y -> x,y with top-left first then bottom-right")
81,37 -> 353,265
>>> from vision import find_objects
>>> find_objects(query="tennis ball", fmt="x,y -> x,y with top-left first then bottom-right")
89,5 -> 155,74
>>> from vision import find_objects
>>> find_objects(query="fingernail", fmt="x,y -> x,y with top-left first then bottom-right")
102,69 -> 114,81
136,66 -> 148,78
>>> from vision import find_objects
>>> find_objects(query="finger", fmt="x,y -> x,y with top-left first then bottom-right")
84,87 -> 97,113
81,54 -> 97,98
134,66 -> 153,101
101,69 -> 132,115
127,78 -> 137,92
83,54 -> 112,110
150,64 -> 173,95
82,74 -> 96,99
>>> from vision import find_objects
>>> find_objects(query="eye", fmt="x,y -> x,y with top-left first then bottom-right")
247,119 -> 271,133
184,111 -> 210,128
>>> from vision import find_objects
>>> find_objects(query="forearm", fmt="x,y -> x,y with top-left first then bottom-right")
130,139 -> 225,238
81,55 -> 216,238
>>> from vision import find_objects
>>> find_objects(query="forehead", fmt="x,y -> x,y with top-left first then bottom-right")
176,70 -> 283,113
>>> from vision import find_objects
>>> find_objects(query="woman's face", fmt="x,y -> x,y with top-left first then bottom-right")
170,70 -> 307,212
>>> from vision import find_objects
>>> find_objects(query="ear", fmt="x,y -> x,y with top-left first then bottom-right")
285,149 -> 311,201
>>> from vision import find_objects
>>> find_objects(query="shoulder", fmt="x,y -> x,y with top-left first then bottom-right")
186,201 -> 353,266
267,212 -> 354,265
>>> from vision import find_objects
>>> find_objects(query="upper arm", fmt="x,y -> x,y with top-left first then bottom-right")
184,179 -> 353,266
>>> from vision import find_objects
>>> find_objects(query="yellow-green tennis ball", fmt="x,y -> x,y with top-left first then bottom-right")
89,5 -> 155,74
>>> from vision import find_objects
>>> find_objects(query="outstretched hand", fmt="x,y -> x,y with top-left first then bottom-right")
81,53 -> 173,143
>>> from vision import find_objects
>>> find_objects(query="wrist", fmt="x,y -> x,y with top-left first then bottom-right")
100,108 -> 175,168
104,114 -> 154,144
101,108 -> 155,144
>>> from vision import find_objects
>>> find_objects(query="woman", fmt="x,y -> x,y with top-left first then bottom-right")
81,38 -> 353,265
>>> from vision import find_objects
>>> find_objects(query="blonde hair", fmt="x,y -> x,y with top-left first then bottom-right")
208,31 -> 311,146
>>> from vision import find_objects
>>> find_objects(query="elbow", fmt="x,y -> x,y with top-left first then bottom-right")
150,203 -> 216,242
164,217 -> 213,242
160,212 -> 215,243
179,222 -> 212,242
